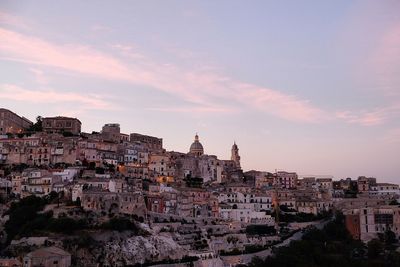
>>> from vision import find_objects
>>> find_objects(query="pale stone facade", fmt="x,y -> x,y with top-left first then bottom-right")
23,246 -> 71,267
42,117 -> 81,135
0,108 -> 32,135
21,169 -> 62,197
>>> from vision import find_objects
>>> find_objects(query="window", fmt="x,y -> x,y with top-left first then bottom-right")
375,214 -> 393,225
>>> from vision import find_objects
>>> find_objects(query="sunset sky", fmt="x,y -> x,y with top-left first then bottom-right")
1,1 -> 399,182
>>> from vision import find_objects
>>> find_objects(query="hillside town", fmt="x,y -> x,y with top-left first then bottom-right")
0,107 -> 399,267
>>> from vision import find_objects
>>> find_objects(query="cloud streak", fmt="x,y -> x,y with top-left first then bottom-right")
336,103 -> 400,126
0,26 -> 346,123
372,23 -> 400,97
29,68 -> 49,85
383,128 -> 400,143
0,11 -> 29,29
0,84 -> 113,110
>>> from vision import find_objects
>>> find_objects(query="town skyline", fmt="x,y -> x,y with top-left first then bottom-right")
0,106 -> 394,184
1,108 -> 399,267
1,1 -> 400,183
1,2 -> 400,265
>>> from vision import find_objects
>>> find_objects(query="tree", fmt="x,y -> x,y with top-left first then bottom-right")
28,116 -> 43,132
368,238 -> 384,259
82,158 -> 89,167
95,167 -> 105,174
101,217 -> 138,232
185,176 -> 204,188
62,131 -> 74,137
379,230 -> 397,249
4,195 -> 46,243
246,225 -> 276,236
248,256 -> 264,267
88,162 -> 96,170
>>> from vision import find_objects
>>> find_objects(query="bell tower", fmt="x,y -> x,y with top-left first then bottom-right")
231,141 -> 241,169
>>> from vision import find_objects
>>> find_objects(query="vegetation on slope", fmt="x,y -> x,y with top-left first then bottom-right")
248,213 -> 400,267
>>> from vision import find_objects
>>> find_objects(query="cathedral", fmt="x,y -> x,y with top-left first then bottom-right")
189,133 -> 204,157
175,134 -> 243,183
188,133 -> 241,168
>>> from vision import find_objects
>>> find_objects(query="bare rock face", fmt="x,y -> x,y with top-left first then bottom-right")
102,233 -> 186,265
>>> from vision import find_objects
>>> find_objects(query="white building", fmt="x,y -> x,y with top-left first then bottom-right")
51,167 -> 80,182
369,183 -> 400,197
219,204 -> 274,225
21,169 -> 62,197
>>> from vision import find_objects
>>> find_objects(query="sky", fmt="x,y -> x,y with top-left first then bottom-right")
0,1 -> 399,183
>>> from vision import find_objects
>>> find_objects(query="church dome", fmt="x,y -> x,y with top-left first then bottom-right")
190,141 -> 204,151
189,134 -> 204,156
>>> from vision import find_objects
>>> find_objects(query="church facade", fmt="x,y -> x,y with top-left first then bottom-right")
170,134 -> 242,184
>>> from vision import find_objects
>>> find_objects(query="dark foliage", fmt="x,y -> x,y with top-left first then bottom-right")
27,116 -> 43,132
248,213 -> 400,267
246,225 -> 276,236
184,176 -> 204,188
4,195 -> 92,244
4,195 -> 47,243
47,217 -> 88,234
274,211 -> 330,223
62,131 -> 74,137
100,217 -> 138,232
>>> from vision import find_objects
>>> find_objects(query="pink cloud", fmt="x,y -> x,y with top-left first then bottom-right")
233,83 -> 328,123
0,11 -> 29,29
336,103 -> 400,126
29,68 -> 49,85
336,111 -> 384,126
147,106 -> 236,114
370,23 -> 400,97
383,128 -> 400,143
0,28 -> 140,81
375,24 -> 400,67
0,84 -> 113,110
0,26 -> 328,123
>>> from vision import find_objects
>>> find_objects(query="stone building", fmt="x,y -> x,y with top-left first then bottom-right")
0,258 -> 21,267
0,108 -> 32,135
130,133 -> 163,151
101,123 -> 121,143
21,169 -> 62,197
369,183 -> 400,197
23,246 -> 71,267
42,116 -> 81,135
357,176 -> 377,193
82,189 -> 145,216
344,205 -> 400,242
274,171 -> 298,189
149,153 -> 175,180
